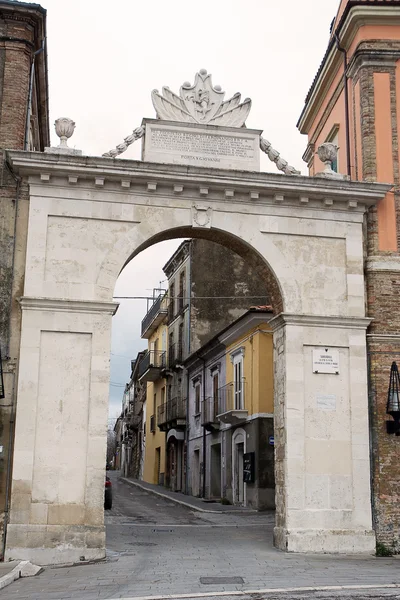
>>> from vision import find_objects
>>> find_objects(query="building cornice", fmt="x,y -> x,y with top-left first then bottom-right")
367,333 -> 400,341
218,312 -> 273,346
298,5 -> 400,133
366,255 -> 400,271
269,313 -> 372,332
5,151 -> 391,210
19,297 -> 119,315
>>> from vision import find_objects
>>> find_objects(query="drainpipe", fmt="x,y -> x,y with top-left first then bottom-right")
24,40 -> 45,151
200,356 -> 206,499
1,159 -> 22,558
335,33 -> 351,178
4,160 -> 21,359
185,368 -> 190,495
1,368 -> 17,560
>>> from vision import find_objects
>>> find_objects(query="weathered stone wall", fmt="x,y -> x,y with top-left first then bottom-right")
366,262 -> 400,552
190,239 -> 270,352
0,1 -> 49,559
352,44 -> 400,552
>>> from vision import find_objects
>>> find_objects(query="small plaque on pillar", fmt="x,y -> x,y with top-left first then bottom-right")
312,348 -> 339,374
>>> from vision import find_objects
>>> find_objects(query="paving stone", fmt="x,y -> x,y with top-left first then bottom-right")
2,476 -> 400,600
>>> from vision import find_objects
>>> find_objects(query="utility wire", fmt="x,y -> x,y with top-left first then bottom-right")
113,295 -> 268,300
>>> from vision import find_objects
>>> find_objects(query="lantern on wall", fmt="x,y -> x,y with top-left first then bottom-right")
386,362 -> 400,435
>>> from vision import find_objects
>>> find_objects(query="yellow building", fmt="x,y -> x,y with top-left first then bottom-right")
138,293 -> 168,485
186,308 -> 275,510
223,320 -> 274,418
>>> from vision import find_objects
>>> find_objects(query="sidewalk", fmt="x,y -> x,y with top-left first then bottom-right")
121,477 -> 257,513
0,560 -> 42,591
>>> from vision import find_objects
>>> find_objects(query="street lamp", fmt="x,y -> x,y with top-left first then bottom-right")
386,361 -> 400,436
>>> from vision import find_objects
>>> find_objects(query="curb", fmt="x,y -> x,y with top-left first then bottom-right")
121,478 -> 220,513
0,560 -> 43,591
121,478 -> 255,514
117,583 -> 400,600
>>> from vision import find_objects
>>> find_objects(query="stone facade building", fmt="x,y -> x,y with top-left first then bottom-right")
0,0 -> 49,558
139,239 -> 270,492
185,308 -> 275,509
298,0 -> 400,552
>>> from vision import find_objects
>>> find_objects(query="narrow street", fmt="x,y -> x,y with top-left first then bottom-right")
2,472 -> 400,600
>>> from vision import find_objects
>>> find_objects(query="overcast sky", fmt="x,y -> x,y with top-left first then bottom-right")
40,0 -> 340,419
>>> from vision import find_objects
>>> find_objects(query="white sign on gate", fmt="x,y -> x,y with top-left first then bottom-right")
312,348 -> 340,374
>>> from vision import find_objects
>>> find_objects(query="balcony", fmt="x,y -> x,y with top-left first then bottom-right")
167,342 -> 184,369
141,294 -> 168,339
138,350 -> 166,383
217,381 -> 248,425
157,396 -> 187,431
201,396 -> 220,431
127,412 -> 142,430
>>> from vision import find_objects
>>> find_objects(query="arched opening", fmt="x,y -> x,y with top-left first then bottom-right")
119,226 -> 284,314
107,228 -> 282,555
5,153 -> 379,564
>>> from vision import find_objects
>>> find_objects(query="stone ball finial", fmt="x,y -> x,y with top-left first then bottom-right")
199,68 -> 207,75
55,117 -> 76,148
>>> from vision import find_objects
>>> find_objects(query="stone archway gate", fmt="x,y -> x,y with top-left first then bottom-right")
4,72 -> 391,564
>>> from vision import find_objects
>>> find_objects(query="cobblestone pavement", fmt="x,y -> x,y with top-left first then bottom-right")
2,472 -> 400,600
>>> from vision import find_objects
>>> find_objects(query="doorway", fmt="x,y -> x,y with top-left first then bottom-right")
155,447 -> 161,485
192,449 -> 200,497
210,443 -> 221,499
232,429 -> 246,506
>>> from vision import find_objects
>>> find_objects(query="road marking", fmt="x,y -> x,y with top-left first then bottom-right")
117,583 -> 400,600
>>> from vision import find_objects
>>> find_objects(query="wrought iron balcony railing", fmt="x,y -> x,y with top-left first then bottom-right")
218,380 -> 246,414
167,342 -> 184,368
138,350 -> 166,381
157,396 -> 187,429
141,294 -> 168,338
201,396 -> 221,426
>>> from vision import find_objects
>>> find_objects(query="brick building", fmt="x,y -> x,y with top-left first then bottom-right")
298,0 -> 400,552
0,0 -> 49,557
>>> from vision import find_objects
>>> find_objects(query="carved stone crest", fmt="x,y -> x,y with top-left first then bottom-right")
192,205 -> 212,229
152,69 -> 251,128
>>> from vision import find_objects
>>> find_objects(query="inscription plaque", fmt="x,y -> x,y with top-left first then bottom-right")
142,119 -> 261,171
312,348 -> 340,374
316,394 -> 337,411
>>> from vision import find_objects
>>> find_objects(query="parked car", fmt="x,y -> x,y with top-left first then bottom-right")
104,476 -> 112,510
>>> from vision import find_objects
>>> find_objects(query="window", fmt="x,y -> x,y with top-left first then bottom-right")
153,338 -> 159,366
169,283 -> 175,321
213,372 -> 219,417
169,332 -> 174,365
178,322 -> 184,361
161,386 -> 165,406
178,270 -> 185,312
231,350 -> 245,410
153,393 -> 157,415
195,383 -> 201,415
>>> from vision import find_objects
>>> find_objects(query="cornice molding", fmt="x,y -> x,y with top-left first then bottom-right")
366,256 -> 400,272
5,151 -> 391,210
269,313 -> 372,332
298,5 -> 400,133
367,333 -> 400,341
218,312 -> 273,347
19,297 -> 119,315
